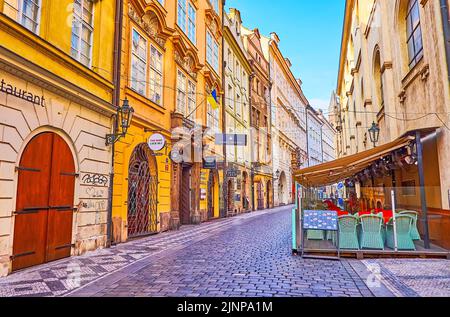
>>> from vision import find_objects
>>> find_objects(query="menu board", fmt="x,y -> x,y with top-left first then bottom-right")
303,210 -> 338,231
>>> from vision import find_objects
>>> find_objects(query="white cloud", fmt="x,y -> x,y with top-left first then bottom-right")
309,98 -> 330,112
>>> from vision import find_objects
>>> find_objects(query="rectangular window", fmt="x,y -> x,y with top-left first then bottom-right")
149,46 -> 163,105
71,0 -> 94,67
4,0 -> 41,34
178,0 -> 196,44
236,94 -> 241,118
130,29 -> 147,95
176,70 -> 187,114
207,101 -> 219,132
206,31 -> 219,72
176,70 -> 196,120
177,0 -> 187,32
210,0 -> 219,13
187,3 -> 196,44
187,80 -> 196,121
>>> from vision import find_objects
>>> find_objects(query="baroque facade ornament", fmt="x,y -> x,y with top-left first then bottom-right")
128,4 -> 166,47
174,51 -> 197,80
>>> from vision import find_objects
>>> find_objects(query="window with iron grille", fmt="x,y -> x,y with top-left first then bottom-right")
71,0 -> 94,67
4,0 -> 41,34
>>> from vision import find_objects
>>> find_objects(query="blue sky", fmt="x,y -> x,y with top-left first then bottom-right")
225,0 -> 345,111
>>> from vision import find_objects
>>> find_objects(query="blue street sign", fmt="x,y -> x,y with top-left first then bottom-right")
215,134 -> 247,146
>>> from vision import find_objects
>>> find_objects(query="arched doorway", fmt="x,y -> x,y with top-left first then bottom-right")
207,170 -> 219,219
13,132 -> 76,271
278,171 -> 287,206
256,181 -> 264,210
266,180 -> 273,209
127,143 -> 158,238
242,172 -> 249,211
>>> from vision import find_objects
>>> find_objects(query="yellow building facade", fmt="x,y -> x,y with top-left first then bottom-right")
112,0 -> 225,243
0,0 -> 116,275
336,0 -> 450,248
223,9 -> 252,214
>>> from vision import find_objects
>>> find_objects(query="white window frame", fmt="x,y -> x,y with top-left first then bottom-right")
210,0 -> 219,13
129,27 -> 165,106
207,99 -> 220,132
130,28 -> 148,96
16,0 -> 42,34
71,0 -> 95,67
149,45 -> 164,105
206,30 -> 219,73
176,69 -> 196,121
177,0 -> 196,45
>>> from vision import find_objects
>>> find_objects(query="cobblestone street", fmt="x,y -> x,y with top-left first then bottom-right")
0,205 -> 449,297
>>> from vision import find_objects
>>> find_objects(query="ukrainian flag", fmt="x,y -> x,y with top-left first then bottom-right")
208,89 -> 219,110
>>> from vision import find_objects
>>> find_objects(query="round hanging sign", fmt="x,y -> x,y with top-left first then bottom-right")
148,133 -> 166,151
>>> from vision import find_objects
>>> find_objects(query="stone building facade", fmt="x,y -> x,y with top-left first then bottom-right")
223,8 -> 252,214
241,26 -> 273,211
0,0 -> 116,275
336,0 -> 450,247
262,33 -> 308,206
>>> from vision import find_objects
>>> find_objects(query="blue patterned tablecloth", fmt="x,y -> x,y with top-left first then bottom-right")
303,210 -> 338,231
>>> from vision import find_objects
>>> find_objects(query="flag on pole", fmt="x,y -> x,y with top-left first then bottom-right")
208,89 -> 219,110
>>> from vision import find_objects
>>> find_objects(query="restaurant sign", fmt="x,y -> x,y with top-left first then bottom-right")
1,78 -> 46,107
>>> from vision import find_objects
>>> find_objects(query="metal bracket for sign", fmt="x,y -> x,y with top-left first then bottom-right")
301,210 -> 341,261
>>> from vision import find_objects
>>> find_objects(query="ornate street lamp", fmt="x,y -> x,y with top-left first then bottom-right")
274,169 -> 281,180
106,98 -> 134,145
368,121 -> 380,147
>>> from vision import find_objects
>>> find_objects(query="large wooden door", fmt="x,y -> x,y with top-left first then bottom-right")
13,133 -> 75,271
257,182 -> 264,210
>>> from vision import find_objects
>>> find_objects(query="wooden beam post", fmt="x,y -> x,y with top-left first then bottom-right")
416,131 -> 431,249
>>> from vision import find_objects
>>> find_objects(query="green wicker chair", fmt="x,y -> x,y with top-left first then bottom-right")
338,215 -> 359,250
306,230 -> 324,240
359,214 -> 385,250
386,215 -> 416,250
399,211 -> 421,240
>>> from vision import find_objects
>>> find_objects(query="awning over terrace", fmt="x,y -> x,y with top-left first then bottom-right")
293,135 -> 416,187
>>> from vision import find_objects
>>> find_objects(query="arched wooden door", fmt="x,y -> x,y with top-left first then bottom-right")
266,180 -> 272,208
127,144 -> 158,238
227,179 -> 234,212
13,132 -> 75,271
242,172 -> 248,211
207,170 -> 218,219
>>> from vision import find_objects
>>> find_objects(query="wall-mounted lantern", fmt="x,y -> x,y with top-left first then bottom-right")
368,121 -> 380,147
106,98 -> 134,145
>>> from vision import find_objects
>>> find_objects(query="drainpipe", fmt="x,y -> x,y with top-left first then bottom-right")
221,0 -> 228,218
440,0 -> 450,82
106,0 -> 124,247
416,131 -> 431,249
268,49 -> 275,208
249,71 -> 256,212
305,107 -> 310,168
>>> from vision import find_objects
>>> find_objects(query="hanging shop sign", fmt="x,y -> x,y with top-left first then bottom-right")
0,78 -> 46,107
148,133 -> 166,152
203,156 -> 217,169
227,169 -> 239,178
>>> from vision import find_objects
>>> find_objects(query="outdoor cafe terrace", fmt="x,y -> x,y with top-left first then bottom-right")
292,129 -> 450,259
